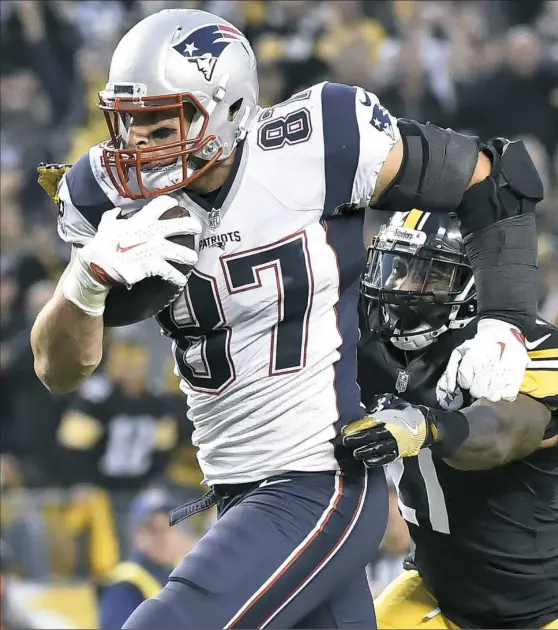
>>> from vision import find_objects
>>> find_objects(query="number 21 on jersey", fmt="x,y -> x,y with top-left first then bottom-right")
391,450 -> 450,534
157,232 -> 314,394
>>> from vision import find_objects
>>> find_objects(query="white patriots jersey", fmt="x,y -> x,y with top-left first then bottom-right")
57,82 -> 399,485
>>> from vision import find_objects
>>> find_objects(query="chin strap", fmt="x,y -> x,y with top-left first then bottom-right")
190,74 -> 231,162
391,326 -> 446,351
235,105 -> 254,144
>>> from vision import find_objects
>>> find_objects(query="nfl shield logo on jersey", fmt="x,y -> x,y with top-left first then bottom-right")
395,369 -> 409,393
208,210 -> 221,229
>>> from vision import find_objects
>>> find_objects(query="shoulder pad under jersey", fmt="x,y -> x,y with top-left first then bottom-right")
57,145 -> 146,246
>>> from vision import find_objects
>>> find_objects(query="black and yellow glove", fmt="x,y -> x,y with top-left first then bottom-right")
37,162 -> 72,203
342,394 -> 436,467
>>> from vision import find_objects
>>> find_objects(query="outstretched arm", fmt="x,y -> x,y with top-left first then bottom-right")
351,92 -> 542,403
343,87 -> 541,338
342,393 -> 555,471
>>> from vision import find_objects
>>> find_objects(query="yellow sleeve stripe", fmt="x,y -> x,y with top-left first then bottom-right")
403,209 -> 423,229
528,348 -> 558,360
521,370 -> 558,399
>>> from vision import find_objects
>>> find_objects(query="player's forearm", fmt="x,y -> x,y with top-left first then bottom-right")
371,142 -> 490,206
435,396 -> 551,471
31,292 -> 104,394
457,140 -> 541,332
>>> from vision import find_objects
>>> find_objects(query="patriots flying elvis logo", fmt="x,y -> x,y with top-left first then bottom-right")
370,102 -> 395,141
173,24 -> 246,82
359,88 -> 395,141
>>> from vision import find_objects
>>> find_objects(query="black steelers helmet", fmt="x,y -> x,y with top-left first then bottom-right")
361,210 -> 477,351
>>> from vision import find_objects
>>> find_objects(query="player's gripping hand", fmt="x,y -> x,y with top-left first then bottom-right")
79,195 -> 201,287
342,394 -> 434,467
62,195 -> 201,317
439,318 -> 529,403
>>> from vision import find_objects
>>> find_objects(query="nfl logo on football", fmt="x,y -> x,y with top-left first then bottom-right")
395,369 -> 409,393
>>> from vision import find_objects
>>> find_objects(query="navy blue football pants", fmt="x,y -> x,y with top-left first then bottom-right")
123,466 -> 388,629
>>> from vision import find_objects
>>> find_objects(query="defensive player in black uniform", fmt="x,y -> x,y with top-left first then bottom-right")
345,210 -> 558,629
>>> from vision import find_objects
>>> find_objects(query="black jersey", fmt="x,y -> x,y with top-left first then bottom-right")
54,377 -> 181,491
357,318 -> 558,629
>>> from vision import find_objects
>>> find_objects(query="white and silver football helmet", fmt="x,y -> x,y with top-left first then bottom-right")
98,9 -> 259,199
361,211 -> 477,351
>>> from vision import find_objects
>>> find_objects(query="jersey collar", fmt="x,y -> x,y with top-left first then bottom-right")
183,140 -> 246,213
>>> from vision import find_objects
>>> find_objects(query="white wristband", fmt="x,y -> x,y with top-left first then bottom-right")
62,255 -> 110,317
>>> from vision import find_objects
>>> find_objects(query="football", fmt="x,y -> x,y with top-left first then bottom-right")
103,205 -> 195,327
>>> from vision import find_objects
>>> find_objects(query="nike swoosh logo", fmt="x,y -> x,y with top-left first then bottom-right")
360,90 -> 371,107
259,478 -> 291,488
497,341 -> 506,359
525,333 -> 551,350
116,241 -> 146,253
397,416 -> 419,436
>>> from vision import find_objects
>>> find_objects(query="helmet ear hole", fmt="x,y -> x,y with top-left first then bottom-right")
228,98 -> 243,122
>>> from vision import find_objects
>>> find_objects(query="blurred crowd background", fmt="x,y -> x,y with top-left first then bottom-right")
1,0 -> 557,627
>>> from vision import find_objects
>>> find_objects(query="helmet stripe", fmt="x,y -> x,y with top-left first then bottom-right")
403,209 -> 423,229
416,211 -> 431,231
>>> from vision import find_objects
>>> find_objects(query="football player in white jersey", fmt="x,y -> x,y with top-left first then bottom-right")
31,9 -> 543,629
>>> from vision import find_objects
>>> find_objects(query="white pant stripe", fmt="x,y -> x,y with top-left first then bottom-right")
224,471 -> 342,629
260,470 -> 368,628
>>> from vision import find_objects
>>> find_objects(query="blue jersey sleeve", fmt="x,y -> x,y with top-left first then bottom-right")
320,82 -> 399,217
57,150 -> 115,246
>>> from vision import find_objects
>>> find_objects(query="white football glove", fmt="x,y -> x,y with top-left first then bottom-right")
62,195 -> 201,316
438,318 -> 529,403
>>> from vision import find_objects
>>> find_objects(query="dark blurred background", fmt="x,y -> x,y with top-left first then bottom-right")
1,1 -> 557,627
